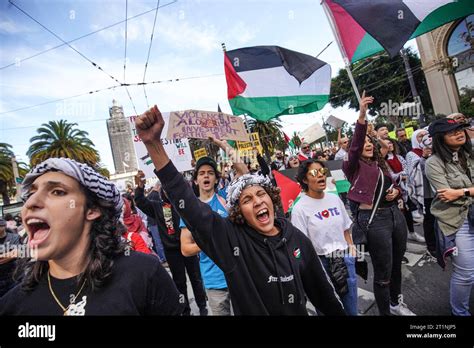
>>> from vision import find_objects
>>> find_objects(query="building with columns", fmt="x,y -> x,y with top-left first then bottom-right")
416,15 -> 473,116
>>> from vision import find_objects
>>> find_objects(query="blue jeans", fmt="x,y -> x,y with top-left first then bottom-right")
320,254 -> 358,316
148,224 -> 166,262
451,220 -> 474,316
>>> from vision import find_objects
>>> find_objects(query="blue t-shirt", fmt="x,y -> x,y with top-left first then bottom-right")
180,191 -> 228,290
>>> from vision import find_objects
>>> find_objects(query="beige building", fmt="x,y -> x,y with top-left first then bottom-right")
417,15 -> 473,115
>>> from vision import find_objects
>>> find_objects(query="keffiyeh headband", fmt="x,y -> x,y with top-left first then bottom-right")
21,158 -> 123,220
226,173 -> 272,210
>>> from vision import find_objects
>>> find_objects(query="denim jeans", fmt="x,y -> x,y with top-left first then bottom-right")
360,205 -> 407,315
320,254 -> 358,316
451,219 -> 474,316
148,224 -> 166,262
206,288 -> 232,316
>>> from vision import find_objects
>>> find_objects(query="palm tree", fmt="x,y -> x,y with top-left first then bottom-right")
246,118 -> 283,162
0,143 -> 28,205
27,120 -> 99,167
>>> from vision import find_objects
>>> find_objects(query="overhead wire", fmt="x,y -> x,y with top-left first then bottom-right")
142,0 -> 161,108
0,0 -> 177,71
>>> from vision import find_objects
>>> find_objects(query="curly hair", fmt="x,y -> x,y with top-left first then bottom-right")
362,134 -> 389,173
14,185 -> 127,292
228,185 -> 282,224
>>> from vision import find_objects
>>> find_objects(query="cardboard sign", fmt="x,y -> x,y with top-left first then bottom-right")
236,132 -> 263,153
194,148 -> 207,161
129,113 -> 193,178
326,115 -> 346,129
300,122 -> 326,144
166,110 -> 248,141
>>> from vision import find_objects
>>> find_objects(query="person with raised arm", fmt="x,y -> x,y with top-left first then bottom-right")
135,106 -> 346,316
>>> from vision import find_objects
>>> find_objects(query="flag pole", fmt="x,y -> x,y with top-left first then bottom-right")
222,42 -> 257,164
322,0 -> 361,103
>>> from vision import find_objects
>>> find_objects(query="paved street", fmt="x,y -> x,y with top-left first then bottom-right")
179,222 -> 474,316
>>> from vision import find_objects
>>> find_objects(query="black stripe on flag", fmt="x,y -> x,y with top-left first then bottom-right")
333,0 -> 421,57
226,45 -> 327,84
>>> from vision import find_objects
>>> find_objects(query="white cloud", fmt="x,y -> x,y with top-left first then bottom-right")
0,18 -> 35,34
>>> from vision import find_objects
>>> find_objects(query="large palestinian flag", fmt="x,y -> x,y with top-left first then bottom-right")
224,46 -> 331,122
324,0 -> 473,62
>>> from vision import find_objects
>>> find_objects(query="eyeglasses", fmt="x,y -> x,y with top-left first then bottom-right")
446,129 -> 464,136
302,146 -> 310,150
309,168 -> 329,177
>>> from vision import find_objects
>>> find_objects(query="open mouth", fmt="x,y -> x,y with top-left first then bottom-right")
256,208 -> 269,223
26,218 -> 51,247
316,178 -> 326,185
203,179 -> 211,186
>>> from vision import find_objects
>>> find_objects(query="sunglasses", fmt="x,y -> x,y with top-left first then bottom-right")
309,168 -> 329,177
302,146 -> 310,149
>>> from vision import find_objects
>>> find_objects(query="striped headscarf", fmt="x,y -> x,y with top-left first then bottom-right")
226,173 -> 272,210
21,158 -> 123,220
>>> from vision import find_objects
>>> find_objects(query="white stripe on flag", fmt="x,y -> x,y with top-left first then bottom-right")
237,64 -> 331,98
402,0 -> 454,21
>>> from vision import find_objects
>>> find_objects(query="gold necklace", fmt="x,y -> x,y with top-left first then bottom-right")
47,271 -> 87,316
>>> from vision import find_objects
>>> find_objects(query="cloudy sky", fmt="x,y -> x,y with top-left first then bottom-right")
0,0 -> 417,173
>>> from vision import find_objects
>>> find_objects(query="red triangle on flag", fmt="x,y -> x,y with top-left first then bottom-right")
272,170 -> 301,213
224,53 -> 247,100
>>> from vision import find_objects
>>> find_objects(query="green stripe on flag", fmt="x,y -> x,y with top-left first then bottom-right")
412,0 -> 473,37
351,33 -> 385,63
229,95 -> 329,121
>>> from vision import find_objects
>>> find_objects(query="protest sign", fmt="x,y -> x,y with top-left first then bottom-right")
129,113 -> 193,178
300,122 -> 326,144
166,110 -> 248,141
194,148 -> 207,161
326,115 -> 346,129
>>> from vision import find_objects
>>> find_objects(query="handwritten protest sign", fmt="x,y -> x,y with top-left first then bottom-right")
236,132 -> 263,154
166,110 -> 248,141
194,148 -> 207,161
129,113 -> 193,178
389,126 -> 413,140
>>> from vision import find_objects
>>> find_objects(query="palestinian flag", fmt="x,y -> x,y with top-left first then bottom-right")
273,169 -> 301,213
324,0 -> 474,61
224,46 -> 331,122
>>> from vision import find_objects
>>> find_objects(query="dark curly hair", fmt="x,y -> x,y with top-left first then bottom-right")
362,134 -> 389,173
14,184 -> 127,292
228,185 -> 282,224
296,159 -> 326,192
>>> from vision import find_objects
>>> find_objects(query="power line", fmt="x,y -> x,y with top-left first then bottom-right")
0,85 -> 120,115
121,0 -> 138,116
9,0 -> 122,85
0,72 -> 224,116
0,0 -> 178,71
142,0 -> 161,108
123,0 -> 128,83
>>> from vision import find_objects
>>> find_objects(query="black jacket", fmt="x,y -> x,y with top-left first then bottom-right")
156,161 -> 345,315
134,186 -> 181,250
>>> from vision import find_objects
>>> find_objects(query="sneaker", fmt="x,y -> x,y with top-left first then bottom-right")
411,211 -> 423,223
390,302 -> 416,316
408,232 -> 425,243
402,256 -> 409,264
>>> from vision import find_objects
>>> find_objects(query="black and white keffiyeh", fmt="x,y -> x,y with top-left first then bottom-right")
226,173 -> 272,210
21,158 -> 123,219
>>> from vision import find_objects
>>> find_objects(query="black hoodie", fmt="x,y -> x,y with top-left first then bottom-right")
156,161 -> 345,315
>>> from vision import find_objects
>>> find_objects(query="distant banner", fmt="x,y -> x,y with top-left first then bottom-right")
194,148 -> 207,161
166,110 -> 248,141
389,126 -> 414,140
130,113 -> 193,178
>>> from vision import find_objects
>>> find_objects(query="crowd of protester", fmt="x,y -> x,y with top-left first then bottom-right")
0,96 -> 472,317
